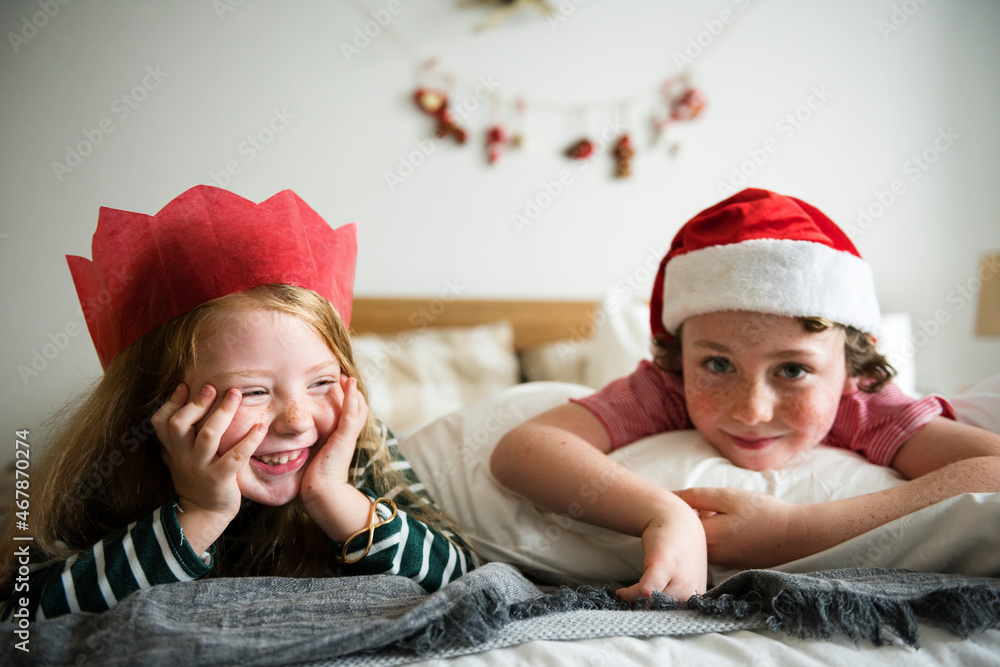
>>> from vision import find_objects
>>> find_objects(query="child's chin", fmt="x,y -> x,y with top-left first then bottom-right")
240,482 -> 301,507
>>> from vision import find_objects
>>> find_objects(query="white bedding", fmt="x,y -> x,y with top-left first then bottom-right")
398,379 -> 1000,665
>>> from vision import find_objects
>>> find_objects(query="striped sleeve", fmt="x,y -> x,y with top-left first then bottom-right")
4,502 -> 213,620
825,383 -> 956,466
338,421 -> 477,591
571,360 -> 692,450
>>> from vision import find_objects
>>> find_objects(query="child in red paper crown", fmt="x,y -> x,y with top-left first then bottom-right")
0,186 -> 478,620
490,188 -> 1000,602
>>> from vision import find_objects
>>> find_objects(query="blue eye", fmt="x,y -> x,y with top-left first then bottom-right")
703,357 -> 732,374
778,364 -> 808,380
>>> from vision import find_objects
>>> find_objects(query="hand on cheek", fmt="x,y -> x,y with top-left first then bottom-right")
152,383 -> 267,551
299,376 -> 368,516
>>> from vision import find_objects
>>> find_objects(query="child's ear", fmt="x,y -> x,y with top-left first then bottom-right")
841,375 -> 859,396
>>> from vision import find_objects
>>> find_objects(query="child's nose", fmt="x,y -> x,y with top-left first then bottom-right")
730,378 -> 774,425
271,399 -> 311,436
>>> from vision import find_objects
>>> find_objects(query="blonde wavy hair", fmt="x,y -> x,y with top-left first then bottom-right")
1,284 -> 470,596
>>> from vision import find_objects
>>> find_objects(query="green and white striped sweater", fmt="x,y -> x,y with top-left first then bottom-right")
3,423 -> 477,620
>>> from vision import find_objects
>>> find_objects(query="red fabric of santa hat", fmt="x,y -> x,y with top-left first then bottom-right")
67,185 -> 357,370
650,188 -> 880,339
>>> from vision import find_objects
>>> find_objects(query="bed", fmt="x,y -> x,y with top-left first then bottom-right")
5,296 -> 999,666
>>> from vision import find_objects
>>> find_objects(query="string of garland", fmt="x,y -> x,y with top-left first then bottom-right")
342,0 -> 708,177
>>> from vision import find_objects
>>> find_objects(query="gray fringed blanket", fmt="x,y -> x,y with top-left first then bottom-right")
3,563 -> 999,666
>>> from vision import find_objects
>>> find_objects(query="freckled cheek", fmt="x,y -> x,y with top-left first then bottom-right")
316,399 -> 338,433
778,392 -> 838,437
684,383 -> 726,428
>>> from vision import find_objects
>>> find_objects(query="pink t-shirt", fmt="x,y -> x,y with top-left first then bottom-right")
571,360 -> 955,466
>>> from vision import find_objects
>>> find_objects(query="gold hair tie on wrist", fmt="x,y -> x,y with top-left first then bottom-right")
340,497 -> 397,564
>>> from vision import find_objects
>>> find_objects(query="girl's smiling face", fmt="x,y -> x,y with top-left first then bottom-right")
184,308 -> 344,506
680,311 -> 853,471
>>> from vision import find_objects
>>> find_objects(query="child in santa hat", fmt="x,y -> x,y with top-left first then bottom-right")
491,188 -> 1000,602
0,186 -> 478,620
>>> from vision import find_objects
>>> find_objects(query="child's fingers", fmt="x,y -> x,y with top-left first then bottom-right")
337,377 -> 368,437
217,423 -> 267,475
154,383 -> 220,462
674,487 -> 729,513
191,388 -> 243,458
157,383 -> 219,445
151,383 -> 190,439
616,564 -> 702,603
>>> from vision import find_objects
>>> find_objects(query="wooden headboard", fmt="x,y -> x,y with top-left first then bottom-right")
350,297 -> 598,350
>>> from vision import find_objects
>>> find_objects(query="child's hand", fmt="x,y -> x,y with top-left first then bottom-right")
299,375 -> 373,539
675,487 -> 801,568
152,383 -> 265,550
616,501 -> 707,603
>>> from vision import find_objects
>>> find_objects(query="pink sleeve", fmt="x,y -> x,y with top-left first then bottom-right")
570,360 -> 691,450
824,383 -> 956,466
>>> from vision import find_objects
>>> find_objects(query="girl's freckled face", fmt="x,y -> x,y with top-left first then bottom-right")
184,309 -> 344,505
680,311 -> 852,471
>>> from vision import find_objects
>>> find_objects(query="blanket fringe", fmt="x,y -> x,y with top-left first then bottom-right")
511,585 -> 683,619
506,574 -> 1000,649
398,585 -> 513,655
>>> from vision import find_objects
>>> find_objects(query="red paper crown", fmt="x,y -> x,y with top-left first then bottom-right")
67,185 -> 357,370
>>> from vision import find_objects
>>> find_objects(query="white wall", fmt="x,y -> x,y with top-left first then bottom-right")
2,0 -> 999,465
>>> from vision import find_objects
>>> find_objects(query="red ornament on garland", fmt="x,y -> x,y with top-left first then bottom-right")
413,88 -> 467,144
564,138 -> 594,159
653,77 -> 706,151
612,134 -> 634,178
485,125 -> 508,164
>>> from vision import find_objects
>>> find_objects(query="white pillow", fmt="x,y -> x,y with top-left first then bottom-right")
398,382 -> 1000,586
353,321 -> 520,436
518,294 -> 651,389
950,372 -> 1000,434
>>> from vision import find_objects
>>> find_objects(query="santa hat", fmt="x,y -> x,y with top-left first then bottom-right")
67,185 -> 357,370
650,188 -> 880,339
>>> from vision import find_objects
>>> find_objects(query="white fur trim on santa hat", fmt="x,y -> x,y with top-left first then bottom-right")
661,238 -> 881,336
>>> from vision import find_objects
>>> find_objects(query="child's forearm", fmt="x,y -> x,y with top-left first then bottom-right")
337,509 -> 478,591
492,405 -> 707,599
303,485 -> 378,543
175,497 -> 237,555
788,454 -> 1000,564
491,405 -> 693,539
9,503 -> 213,620
790,419 -> 1000,565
